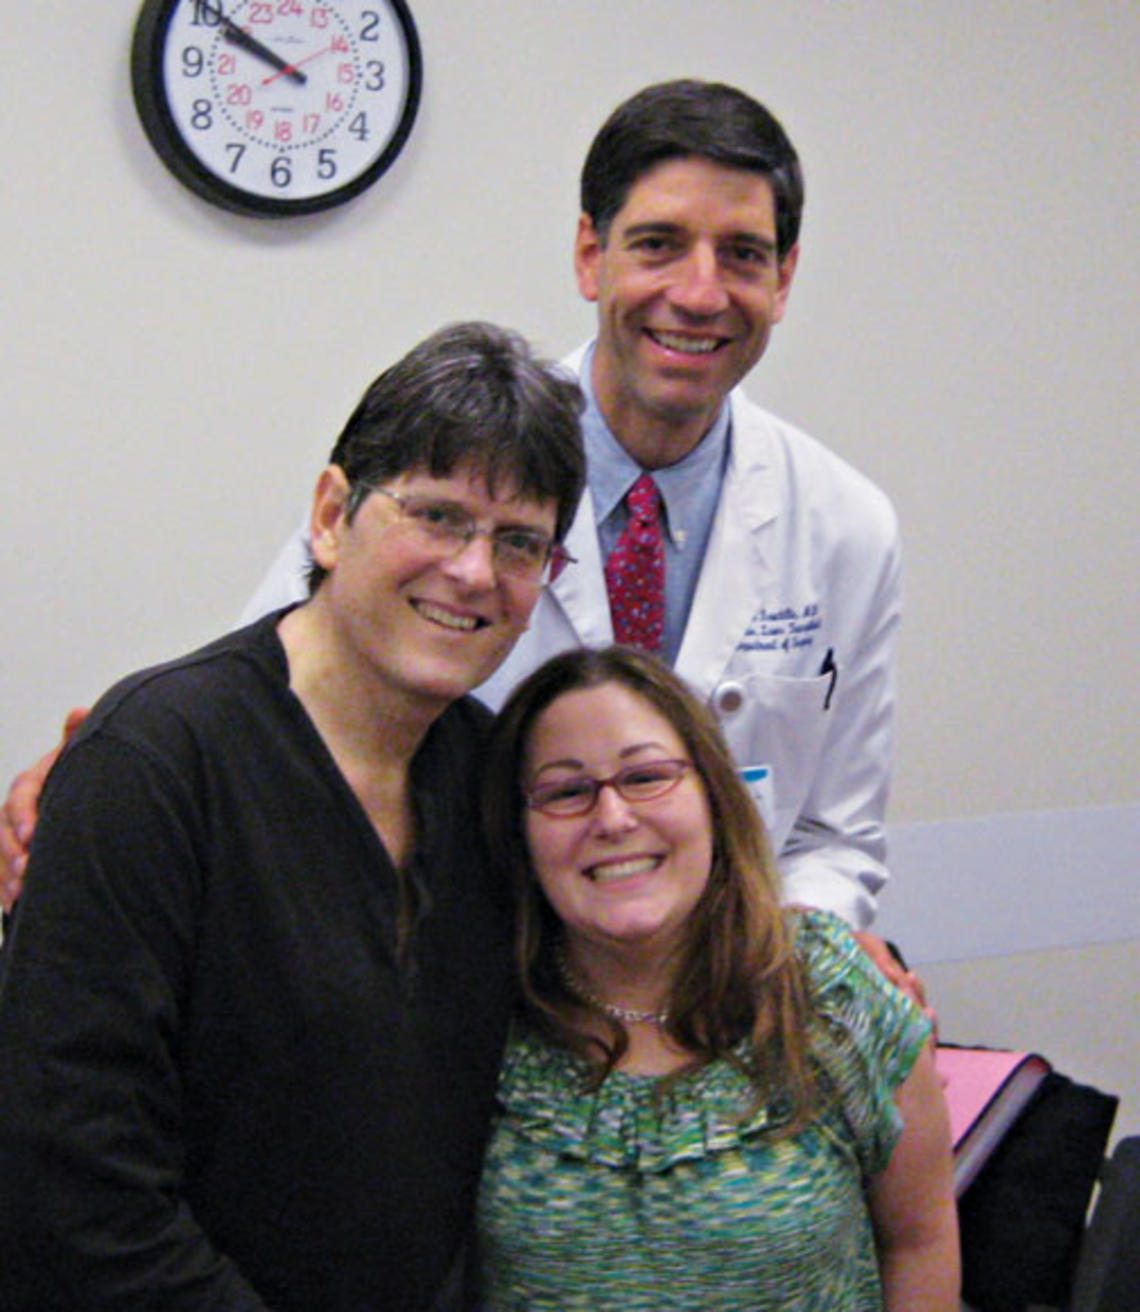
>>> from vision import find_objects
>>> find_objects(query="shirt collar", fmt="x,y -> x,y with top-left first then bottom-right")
580,343 -> 732,548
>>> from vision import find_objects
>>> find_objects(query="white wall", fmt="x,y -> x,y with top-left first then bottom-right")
4,3 -> 1137,1134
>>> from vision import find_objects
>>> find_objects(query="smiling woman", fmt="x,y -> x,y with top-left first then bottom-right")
521,679 -> 714,975
477,645 -> 960,1310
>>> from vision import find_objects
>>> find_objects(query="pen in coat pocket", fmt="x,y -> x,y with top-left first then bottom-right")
819,648 -> 837,711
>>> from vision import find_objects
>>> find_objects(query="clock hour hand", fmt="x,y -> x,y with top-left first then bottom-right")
197,0 -> 308,85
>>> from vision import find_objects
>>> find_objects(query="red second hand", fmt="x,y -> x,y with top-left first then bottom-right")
262,41 -> 335,86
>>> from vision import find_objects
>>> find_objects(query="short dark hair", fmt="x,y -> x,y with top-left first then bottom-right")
580,79 -> 804,259
308,321 -> 586,591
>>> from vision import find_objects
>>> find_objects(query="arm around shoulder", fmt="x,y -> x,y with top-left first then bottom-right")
0,707 -> 89,912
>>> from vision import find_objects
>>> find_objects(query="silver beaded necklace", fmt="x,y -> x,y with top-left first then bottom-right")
555,945 -> 670,1027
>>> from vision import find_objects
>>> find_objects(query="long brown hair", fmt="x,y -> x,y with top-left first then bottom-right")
483,646 -> 819,1127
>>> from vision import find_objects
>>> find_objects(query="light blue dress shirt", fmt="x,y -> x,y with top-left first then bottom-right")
578,345 -> 731,665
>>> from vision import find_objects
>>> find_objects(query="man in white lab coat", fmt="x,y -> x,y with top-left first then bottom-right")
245,80 -> 900,933
1,82 -> 904,956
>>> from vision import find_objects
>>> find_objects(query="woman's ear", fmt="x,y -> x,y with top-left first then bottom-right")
308,465 -> 351,573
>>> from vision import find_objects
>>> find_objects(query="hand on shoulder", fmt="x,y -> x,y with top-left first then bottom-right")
1,708 -> 88,912
854,930 -> 937,1040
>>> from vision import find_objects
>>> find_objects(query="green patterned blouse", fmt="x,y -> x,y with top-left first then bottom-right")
475,910 -> 931,1310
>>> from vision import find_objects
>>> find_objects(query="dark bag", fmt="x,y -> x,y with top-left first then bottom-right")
958,1072 -> 1118,1310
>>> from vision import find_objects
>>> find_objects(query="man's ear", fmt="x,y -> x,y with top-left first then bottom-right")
772,243 -> 800,325
308,465 -> 351,573
574,213 -> 604,303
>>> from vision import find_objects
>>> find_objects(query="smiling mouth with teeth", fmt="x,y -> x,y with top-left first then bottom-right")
414,600 -> 484,632
588,855 -> 662,884
648,330 -> 724,355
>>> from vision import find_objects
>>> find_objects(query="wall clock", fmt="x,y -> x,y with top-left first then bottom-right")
131,0 -> 422,217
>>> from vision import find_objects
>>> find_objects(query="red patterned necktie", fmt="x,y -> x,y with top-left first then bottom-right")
604,473 -> 665,653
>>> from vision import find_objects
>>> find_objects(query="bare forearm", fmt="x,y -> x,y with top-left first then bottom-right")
879,1211 -> 960,1311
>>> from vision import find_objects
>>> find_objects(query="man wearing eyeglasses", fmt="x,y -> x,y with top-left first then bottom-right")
2,82 -> 910,982
0,323 -> 586,1311
245,80 -> 903,945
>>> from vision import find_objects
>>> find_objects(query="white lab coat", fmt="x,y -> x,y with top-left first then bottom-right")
480,349 -> 901,928
241,347 -> 901,928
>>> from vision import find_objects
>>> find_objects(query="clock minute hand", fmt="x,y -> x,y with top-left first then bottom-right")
197,0 -> 307,85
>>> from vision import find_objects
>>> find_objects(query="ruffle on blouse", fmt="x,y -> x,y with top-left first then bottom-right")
494,910 -> 927,1175
495,1030 -> 789,1173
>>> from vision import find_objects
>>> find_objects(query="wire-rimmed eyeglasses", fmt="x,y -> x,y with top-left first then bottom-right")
525,759 -> 692,817
362,485 -> 575,584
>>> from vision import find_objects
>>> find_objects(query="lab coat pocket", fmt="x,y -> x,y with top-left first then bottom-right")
709,669 -> 834,854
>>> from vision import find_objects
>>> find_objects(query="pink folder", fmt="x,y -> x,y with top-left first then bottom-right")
936,1045 -> 1052,1196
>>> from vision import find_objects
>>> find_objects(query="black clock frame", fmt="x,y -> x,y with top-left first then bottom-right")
130,0 -> 423,218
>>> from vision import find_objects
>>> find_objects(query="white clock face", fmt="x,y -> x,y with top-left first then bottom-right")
150,0 -> 418,210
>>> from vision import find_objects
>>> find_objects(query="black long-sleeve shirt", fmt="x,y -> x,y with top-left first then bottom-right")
0,615 -> 514,1310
